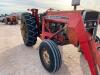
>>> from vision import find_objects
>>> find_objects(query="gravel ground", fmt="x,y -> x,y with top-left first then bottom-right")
0,23 -> 99,75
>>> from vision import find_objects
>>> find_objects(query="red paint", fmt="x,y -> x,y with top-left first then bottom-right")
28,9 -> 100,75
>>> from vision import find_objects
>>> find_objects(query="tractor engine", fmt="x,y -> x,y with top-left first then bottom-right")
48,22 -> 68,45
49,22 -> 64,33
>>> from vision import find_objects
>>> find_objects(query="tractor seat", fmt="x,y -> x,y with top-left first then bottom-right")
82,10 -> 99,36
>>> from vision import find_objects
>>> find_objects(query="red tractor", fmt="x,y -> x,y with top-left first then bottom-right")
20,8 -> 100,75
4,15 -> 18,25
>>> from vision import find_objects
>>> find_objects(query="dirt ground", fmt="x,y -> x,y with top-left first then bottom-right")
0,23 -> 100,75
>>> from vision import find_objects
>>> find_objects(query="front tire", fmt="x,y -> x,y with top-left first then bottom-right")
20,12 -> 38,46
39,40 -> 62,73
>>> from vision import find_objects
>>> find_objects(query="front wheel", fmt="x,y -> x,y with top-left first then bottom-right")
39,40 -> 62,73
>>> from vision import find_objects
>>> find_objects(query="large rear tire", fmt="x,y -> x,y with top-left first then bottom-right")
20,12 -> 38,46
39,40 -> 62,73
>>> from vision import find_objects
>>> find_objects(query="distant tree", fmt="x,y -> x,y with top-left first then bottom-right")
5,14 -> 8,16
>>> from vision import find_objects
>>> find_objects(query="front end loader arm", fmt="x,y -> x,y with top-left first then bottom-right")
67,14 -> 98,75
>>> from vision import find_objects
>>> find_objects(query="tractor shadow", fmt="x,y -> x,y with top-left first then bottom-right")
52,62 -> 71,75
0,44 -> 71,75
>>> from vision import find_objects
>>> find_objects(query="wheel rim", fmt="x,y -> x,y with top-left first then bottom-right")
42,48 -> 50,66
21,20 -> 28,40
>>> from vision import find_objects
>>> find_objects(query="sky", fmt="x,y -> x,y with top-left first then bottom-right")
0,0 -> 100,14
